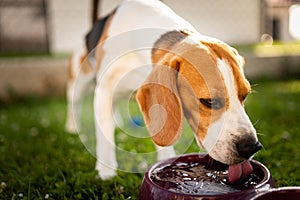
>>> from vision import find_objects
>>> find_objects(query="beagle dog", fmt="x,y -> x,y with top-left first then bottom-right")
65,0 -> 262,182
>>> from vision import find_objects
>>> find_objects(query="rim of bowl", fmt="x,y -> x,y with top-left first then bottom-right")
251,186 -> 300,199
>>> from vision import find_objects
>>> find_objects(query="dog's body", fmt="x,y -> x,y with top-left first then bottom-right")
66,0 -> 261,181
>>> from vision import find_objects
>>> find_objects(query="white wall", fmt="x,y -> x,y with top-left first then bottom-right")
101,0 -> 262,44
47,0 -> 91,52
163,0 -> 261,44
48,0 -> 261,53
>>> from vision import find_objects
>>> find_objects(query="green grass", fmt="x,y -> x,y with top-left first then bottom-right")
0,97 -> 141,199
245,79 -> 300,186
0,79 -> 300,199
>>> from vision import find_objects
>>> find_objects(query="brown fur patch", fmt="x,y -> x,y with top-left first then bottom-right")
68,52 -> 91,80
200,40 -> 251,102
136,58 -> 184,146
68,54 -> 74,80
80,53 -> 94,74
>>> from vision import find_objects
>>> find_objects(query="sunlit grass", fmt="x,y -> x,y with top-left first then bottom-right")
246,79 -> 300,186
254,42 -> 300,57
234,41 -> 300,57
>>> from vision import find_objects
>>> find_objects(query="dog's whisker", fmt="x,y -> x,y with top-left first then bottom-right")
256,132 -> 265,136
253,119 -> 260,126
250,84 -> 259,94
250,83 -> 260,88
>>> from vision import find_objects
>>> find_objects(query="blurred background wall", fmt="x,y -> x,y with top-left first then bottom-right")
1,0 -> 299,53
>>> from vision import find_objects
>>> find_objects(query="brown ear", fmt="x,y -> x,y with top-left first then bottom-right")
136,57 -> 183,146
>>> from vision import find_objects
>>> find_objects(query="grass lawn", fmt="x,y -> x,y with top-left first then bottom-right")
0,79 -> 299,199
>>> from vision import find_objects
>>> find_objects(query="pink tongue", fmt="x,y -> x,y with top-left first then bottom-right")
228,160 -> 253,183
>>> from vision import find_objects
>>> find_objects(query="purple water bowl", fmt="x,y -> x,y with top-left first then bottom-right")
138,153 -> 274,200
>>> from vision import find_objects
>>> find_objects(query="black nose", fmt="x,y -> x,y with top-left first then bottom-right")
237,141 -> 262,159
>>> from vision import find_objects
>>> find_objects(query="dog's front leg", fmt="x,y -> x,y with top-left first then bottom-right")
94,86 -> 118,180
155,144 -> 176,161
65,79 -> 78,133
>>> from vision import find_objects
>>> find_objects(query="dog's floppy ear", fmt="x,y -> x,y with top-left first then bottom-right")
136,56 -> 183,146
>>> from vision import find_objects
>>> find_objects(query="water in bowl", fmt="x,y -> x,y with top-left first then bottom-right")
150,160 -> 261,195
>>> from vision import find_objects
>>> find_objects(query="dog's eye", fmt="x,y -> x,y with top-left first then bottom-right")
199,98 -> 224,110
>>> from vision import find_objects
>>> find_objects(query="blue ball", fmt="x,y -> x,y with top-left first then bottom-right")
131,116 -> 144,126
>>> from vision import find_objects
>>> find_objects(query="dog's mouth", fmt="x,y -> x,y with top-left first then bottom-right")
206,155 -> 253,183
227,160 -> 253,183
208,152 -> 258,183
226,141 -> 262,182
205,138 -> 262,183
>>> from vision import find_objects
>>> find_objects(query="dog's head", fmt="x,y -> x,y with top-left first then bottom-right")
136,33 -> 261,165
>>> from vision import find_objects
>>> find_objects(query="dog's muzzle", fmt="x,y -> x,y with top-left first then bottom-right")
236,141 -> 262,159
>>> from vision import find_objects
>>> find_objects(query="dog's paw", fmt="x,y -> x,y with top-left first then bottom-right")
96,163 -> 117,180
98,167 -> 117,180
65,120 -> 78,134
